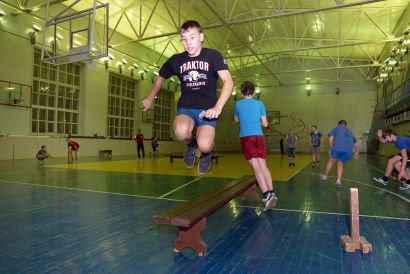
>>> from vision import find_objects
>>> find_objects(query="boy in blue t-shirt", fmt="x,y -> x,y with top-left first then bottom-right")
234,81 -> 277,211
373,128 -> 410,190
319,120 -> 359,188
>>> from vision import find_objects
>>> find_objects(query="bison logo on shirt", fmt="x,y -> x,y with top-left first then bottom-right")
188,71 -> 200,81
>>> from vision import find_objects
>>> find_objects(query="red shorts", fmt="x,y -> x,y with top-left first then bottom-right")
240,136 -> 267,160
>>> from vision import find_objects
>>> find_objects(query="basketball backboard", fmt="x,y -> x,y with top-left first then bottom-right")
41,0 -> 108,65
0,80 -> 32,108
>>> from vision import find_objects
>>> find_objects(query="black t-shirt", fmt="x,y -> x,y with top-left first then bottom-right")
159,48 -> 229,109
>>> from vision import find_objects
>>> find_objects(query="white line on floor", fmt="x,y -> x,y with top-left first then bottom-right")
0,179 -> 185,202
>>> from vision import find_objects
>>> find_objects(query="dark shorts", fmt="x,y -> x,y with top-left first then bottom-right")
240,136 -> 267,160
312,146 -> 320,154
390,154 -> 410,168
288,148 -> 296,157
36,154 -> 46,160
330,150 -> 352,164
177,108 -> 217,128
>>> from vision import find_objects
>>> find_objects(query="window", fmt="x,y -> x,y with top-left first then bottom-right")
107,73 -> 136,138
152,89 -> 172,140
32,49 -> 81,134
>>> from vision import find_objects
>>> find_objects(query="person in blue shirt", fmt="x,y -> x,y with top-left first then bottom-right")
373,128 -> 410,190
319,120 -> 359,188
234,81 -> 277,211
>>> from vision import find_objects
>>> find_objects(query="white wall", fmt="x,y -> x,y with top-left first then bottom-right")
0,30 -> 33,136
82,63 -> 110,136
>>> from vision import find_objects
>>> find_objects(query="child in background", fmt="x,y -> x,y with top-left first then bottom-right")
319,120 -> 359,188
36,145 -> 50,163
309,125 -> 322,167
134,129 -> 145,159
151,137 -> 159,155
66,137 -> 80,163
286,129 -> 298,167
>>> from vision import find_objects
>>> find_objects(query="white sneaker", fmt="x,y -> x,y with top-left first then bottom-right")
335,179 -> 342,188
264,193 -> 278,211
373,177 -> 388,186
399,183 -> 410,191
319,174 -> 327,182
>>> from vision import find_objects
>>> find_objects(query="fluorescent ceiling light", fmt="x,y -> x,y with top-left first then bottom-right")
32,23 -> 42,32
56,32 -> 64,40
0,8 -> 7,16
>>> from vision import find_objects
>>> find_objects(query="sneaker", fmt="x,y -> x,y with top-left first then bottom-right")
335,179 -> 342,188
264,193 -> 278,211
312,162 -> 316,167
399,183 -> 410,191
262,192 -> 274,203
198,152 -> 212,174
373,177 -> 388,186
319,174 -> 327,182
183,144 -> 197,168
288,163 -> 291,167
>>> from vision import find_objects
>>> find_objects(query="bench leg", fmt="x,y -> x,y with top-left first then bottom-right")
242,184 -> 259,200
170,157 -> 173,163
174,217 -> 207,256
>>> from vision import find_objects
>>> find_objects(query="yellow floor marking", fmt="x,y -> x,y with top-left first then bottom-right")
47,153 -> 312,181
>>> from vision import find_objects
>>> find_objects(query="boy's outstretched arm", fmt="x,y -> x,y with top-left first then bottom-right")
205,70 -> 233,119
142,76 -> 166,111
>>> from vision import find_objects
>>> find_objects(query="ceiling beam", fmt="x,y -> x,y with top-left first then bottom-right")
203,0 -> 282,85
226,38 -> 397,58
232,63 -> 380,77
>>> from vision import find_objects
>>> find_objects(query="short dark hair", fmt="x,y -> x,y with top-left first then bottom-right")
180,20 -> 202,33
338,120 -> 347,126
240,81 -> 255,96
383,128 -> 396,138
41,145 -> 46,149
312,125 -> 317,129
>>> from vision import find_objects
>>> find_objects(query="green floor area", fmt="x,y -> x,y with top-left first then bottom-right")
0,154 -> 409,219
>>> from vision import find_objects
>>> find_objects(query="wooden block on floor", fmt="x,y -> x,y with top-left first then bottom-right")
360,236 -> 373,253
340,235 -> 356,252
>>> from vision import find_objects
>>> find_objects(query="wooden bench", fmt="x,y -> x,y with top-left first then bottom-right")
152,175 -> 259,256
99,149 -> 112,159
164,154 -> 224,164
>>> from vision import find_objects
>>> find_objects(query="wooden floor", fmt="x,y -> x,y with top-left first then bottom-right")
0,153 -> 409,273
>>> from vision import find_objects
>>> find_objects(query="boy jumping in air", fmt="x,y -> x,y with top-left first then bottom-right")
142,20 -> 233,174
